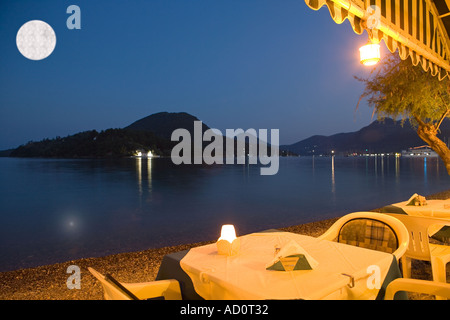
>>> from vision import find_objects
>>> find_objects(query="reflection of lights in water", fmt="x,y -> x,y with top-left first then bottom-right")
60,212 -> 82,235
136,157 -> 142,196
424,157 -> 427,185
147,158 -> 152,193
395,156 -> 400,178
66,217 -> 77,229
136,157 -> 153,201
331,156 -> 335,194
374,155 -> 377,174
436,157 -> 439,174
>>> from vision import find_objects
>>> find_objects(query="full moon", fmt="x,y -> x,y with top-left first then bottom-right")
16,20 -> 56,60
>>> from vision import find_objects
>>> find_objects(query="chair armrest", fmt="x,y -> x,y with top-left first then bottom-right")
317,228 -> 339,241
385,278 -> 450,300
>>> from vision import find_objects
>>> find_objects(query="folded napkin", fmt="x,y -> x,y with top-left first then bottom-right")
406,193 -> 427,206
266,240 -> 319,271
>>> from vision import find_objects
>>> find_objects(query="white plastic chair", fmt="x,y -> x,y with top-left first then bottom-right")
384,214 -> 450,284
318,212 -> 409,262
385,278 -> 450,300
88,267 -> 182,300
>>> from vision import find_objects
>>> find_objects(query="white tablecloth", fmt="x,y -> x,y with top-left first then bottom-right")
180,232 -> 396,300
390,199 -> 450,219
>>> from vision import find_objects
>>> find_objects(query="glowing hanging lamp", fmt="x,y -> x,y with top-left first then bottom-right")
359,40 -> 381,66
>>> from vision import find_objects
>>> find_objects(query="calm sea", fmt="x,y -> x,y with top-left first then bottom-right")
0,156 -> 449,272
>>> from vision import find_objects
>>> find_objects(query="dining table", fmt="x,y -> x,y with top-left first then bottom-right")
155,230 -> 406,300
380,199 -> 450,219
380,199 -> 450,243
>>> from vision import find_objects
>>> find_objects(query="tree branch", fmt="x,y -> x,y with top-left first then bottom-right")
436,91 -> 450,131
413,114 -> 427,127
436,108 -> 450,131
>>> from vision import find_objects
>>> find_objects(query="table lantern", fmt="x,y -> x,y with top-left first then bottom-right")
217,224 -> 240,256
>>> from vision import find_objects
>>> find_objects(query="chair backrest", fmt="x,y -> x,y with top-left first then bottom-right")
88,267 -> 138,300
319,212 -> 409,261
338,218 -> 399,253
385,214 -> 450,261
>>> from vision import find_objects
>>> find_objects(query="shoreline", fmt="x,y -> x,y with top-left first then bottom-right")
1,190 -> 449,300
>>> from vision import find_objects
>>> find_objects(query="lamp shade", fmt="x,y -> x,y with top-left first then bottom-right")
219,224 -> 237,242
359,43 -> 380,66
217,224 -> 240,255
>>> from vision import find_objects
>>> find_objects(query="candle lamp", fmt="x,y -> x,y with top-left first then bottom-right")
216,224 -> 240,256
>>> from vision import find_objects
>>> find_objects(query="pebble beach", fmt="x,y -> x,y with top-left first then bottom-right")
1,190 -> 449,300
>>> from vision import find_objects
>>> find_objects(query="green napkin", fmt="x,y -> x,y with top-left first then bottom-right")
266,240 -> 319,271
406,193 -> 427,206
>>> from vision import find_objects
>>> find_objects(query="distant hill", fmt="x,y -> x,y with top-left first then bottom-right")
0,149 -> 13,157
7,113 -> 450,159
8,112 -> 209,158
8,129 -> 172,158
125,112 -> 210,140
6,111 -> 275,159
281,118 -> 450,156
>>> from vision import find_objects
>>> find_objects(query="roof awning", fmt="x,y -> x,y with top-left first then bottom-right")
305,0 -> 450,80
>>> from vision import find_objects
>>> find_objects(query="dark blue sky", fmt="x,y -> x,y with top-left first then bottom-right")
0,0 -> 384,150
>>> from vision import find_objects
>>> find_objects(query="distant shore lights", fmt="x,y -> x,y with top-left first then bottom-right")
135,150 -> 153,158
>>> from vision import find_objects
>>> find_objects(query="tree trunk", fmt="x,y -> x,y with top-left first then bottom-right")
416,122 -> 450,175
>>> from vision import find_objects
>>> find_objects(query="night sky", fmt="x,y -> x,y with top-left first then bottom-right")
0,0 -> 386,150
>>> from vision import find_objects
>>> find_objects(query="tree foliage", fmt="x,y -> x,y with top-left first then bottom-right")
356,52 -> 450,125
356,52 -> 450,174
